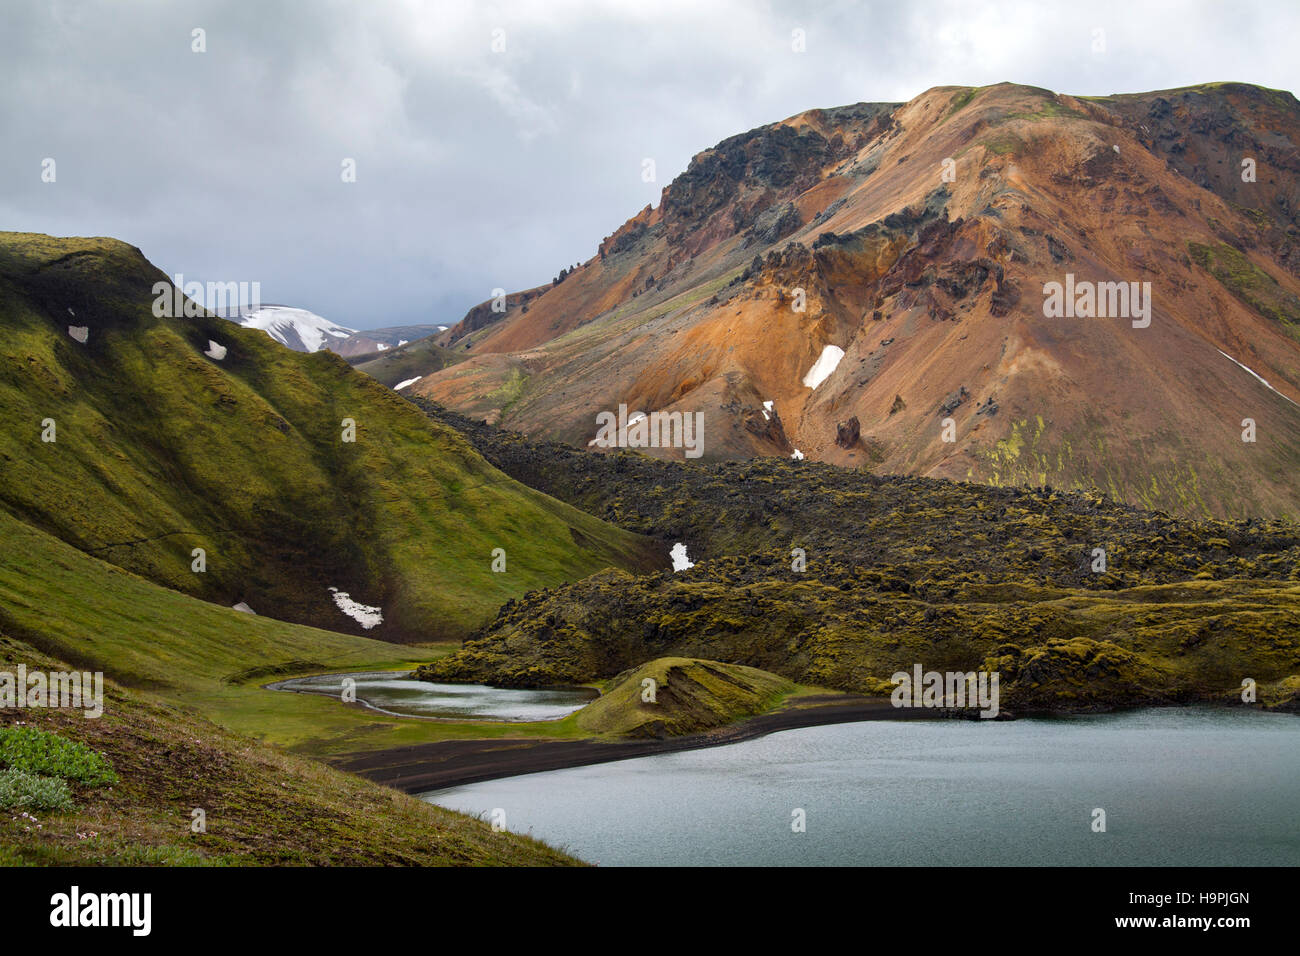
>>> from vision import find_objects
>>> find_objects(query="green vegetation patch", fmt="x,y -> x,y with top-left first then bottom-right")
0,725 -> 118,786
1188,240 -> 1300,341
0,767 -> 74,812
982,132 -> 1024,156
945,87 -> 978,118
0,639 -> 580,865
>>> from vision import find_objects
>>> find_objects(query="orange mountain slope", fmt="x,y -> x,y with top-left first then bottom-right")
399,82 -> 1300,520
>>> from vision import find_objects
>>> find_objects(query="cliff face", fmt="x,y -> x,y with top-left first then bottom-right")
407,82 -> 1300,520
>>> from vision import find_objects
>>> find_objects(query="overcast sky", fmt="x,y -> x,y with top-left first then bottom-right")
2,0 -> 1296,329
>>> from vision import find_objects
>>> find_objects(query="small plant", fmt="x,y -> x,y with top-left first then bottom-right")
0,767 -> 74,812
0,727 -> 118,787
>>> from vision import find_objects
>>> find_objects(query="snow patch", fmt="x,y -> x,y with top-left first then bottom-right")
762,400 -> 774,421
328,587 -> 383,629
376,343 -> 389,351
1217,350 -> 1300,407
802,345 -> 845,389
437,326 -> 448,332
394,376 -> 422,390
204,340 -> 227,360
397,339 -> 409,346
67,326 -> 89,343
669,542 -> 694,572
231,601 -> 255,614
791,448 -> 805,460
237,306 -> 356,353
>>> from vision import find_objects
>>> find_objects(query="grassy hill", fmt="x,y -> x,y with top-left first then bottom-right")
0,233 -> 658,642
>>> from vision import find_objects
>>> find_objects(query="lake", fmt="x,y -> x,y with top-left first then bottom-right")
423,707 -> 1299,865
268,671 -> 595,721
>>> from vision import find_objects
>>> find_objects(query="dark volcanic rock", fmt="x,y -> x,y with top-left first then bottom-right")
835,416 -> 861,448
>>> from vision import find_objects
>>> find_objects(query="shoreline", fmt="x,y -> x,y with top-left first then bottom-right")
334,695 -> 942,795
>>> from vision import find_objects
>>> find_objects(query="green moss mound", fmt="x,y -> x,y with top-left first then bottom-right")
573,657 -> 794,738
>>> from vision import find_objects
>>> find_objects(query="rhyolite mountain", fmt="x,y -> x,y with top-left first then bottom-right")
394,82 -> 1300,521
0,233 -> 657,642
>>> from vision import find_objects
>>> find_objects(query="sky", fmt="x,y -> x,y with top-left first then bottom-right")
2,0 -> 1296,330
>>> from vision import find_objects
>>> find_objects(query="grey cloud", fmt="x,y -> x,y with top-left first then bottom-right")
0,0 -> 1294,328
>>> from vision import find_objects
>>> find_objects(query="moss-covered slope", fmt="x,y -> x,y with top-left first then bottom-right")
0,233 -> 657,642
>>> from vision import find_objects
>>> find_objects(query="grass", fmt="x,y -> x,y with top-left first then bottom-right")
982,133 -> 1025,156
486,365 -> 529,419
0,508 -> 623,756
0,506 -> 703,760
0,232 -> 657,643
945,87 -> 979,118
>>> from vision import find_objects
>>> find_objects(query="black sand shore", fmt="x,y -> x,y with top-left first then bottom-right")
335,695 -> 942,795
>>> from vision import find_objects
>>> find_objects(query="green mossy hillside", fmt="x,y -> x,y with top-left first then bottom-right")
0,232 -> 657,642
1188,240 -> 1300,342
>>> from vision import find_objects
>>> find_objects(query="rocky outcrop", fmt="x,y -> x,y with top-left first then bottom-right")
835,416 -> 861,448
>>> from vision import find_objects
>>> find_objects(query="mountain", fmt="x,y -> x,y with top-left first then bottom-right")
349,334 -> 467,387
223,303 -> 357,352
0,232 -> 658,643
218,304 -> 444,358
400,82 -> 1300,520
332,324 -> 446,359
